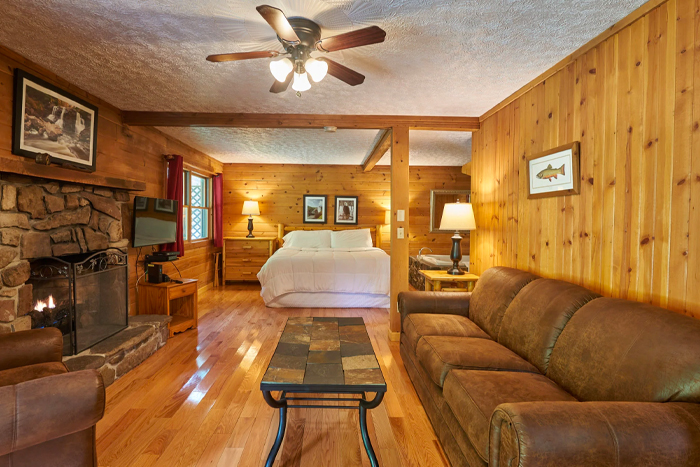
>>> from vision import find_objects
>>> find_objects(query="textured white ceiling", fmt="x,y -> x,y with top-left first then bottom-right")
158,127 -> 472,166
0,0 -> 645,164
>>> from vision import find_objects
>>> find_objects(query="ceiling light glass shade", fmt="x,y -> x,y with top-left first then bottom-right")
305,58 -> 328,82
270,58 -> 293,82
292,72 -> 311,92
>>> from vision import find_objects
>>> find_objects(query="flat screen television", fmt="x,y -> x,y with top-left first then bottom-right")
132,196 -> 178,248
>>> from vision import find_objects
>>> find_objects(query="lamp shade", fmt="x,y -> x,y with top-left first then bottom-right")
242,200 -> 260,216
384,210 -> 391,225
440,202 -> 476,231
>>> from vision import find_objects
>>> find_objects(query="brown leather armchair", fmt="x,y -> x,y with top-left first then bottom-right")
0,328 -> 105,467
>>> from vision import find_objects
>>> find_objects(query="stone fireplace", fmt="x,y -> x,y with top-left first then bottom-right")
0,173 -> 130,335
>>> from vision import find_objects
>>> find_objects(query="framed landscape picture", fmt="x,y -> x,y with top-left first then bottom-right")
526,142 -> 580,199
12,69 -> 98,172
335,196 -> 358,225
303,195 -> 327,224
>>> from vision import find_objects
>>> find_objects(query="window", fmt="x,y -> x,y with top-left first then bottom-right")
183,170 -> 211,241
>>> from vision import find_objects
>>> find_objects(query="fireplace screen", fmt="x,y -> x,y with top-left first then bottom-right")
28,249 -> 128,355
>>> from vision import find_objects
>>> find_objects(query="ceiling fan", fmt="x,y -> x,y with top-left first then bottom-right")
206,5 -> 386,95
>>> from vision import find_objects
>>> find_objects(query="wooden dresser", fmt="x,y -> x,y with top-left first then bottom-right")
223,237 -> 277,282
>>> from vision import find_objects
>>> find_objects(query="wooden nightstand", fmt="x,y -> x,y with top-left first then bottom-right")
137,278 -> 198,337
419,270 -> 479,292
223,237 -> 277,283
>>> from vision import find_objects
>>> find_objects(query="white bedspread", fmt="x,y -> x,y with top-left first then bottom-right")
258,247 -> 390,305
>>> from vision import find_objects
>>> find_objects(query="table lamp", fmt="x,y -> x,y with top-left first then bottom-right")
242,200 -> 260,238
384,210 -> 391,225
440,200 -> 476,275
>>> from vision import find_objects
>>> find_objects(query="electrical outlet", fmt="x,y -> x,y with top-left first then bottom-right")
397,227 -> 405,239
397,210 -> 405,222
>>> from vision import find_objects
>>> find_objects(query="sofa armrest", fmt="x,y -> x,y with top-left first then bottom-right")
398,291 -> 471,330
0,328 -> 64,371
0,370 -> 105,456
490,401 -> 700,467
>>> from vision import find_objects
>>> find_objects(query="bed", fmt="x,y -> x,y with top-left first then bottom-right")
258,224 -> 390,308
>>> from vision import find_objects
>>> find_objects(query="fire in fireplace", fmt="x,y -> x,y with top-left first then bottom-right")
28,249 -> 129,355
31,295 -> 71,335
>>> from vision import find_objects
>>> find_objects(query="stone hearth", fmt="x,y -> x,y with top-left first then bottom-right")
63,314 -> 171,386
0,173 -> 131,332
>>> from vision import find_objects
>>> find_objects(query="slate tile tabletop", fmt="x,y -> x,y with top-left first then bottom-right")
261,317 -> 387,391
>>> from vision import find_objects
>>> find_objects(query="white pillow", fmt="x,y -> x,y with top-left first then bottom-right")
331,229 -> 373,248
283,230 -> 332,248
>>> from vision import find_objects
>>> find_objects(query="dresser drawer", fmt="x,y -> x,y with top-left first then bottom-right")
168,282 -> 197,300
225,267 -> 261,281
225,241 -> 270,253
226,257 -> 268,268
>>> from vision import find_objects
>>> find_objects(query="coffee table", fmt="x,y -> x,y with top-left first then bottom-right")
260,317 -> 387,467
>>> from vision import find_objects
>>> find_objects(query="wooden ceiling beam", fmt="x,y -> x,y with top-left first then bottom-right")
362,129 -> 392,172
121,112 -> 480,131
461,161 -> 471,176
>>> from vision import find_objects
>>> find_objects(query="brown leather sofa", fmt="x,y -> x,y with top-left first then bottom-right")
0,328 -> 105,467
399,266 -> 700,467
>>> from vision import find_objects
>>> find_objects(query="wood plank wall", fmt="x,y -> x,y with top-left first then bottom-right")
471,0 -> 700,319
222,164 -> 470,256
0,45 -> 223,314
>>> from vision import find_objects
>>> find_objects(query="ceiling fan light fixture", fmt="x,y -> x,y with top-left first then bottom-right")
305,58 -> 328,82
270,57 -> 293,82
292,72 -> 311,92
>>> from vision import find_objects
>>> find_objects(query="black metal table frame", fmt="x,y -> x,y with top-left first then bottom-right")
262,389 -> 386,467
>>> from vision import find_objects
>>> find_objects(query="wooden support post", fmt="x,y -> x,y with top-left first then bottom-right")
389,126 -> 409,340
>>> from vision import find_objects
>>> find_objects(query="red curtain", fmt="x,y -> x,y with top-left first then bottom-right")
162,155 -> 184,257
213,174 -> 223,248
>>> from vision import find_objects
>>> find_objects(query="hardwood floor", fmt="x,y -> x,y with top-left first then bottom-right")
96,284 -> 450,467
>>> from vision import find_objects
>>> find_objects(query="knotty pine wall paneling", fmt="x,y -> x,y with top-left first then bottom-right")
0,45 -> 223,314
222,164 -> 470,256
471,0 -> 700,319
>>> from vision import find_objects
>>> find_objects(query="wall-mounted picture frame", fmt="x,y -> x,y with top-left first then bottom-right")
303,195 -> 327,224
12,69 -> 98,172
334,196 -> 358,225
526,142 -> 580,199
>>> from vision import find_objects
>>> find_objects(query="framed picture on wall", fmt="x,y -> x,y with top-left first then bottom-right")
303,195 -> 327,224
334,196 -> 358,225
12,69 -> 98,172
526,142 -> 580,199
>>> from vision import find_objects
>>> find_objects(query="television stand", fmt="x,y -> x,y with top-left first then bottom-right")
137,278 -> 198,337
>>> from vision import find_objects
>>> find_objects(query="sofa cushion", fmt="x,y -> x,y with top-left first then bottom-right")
402,313 -> 490,356
0,362 -> 67,388
498,279 -> 600,373
468,267 -> 539,339
416,336 -> 538,387
548,297 -> 700,403
443,370 -> 576,462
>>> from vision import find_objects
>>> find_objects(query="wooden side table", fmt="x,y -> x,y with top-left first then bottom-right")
138,278 -> 198,337
223,237 -> 277,283
419,270 -> 479,292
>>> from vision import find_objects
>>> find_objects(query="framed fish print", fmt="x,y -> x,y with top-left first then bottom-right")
12,69 -> 98,172
526,142 -> 580,199
303,195 -> 327,224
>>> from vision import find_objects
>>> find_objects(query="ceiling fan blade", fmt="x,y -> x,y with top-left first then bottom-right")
316,26 -> 386,53
256,5 -> 301,44
270,74 -> 292,93
321,58 -> 365,86
206,51 -> 279,62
